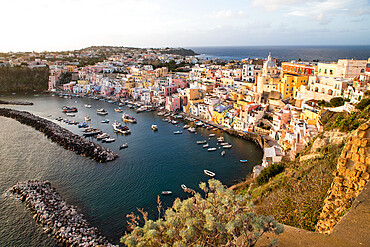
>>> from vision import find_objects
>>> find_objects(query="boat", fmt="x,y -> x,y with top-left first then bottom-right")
66,113 -> 75,117
195,121 -> 203,126
78,122 -> 88,128
183,125 -> 190,129
217,137 -> 225,142
204,169 -> 216,177
55,117 -> 63,121
209,134 -> 215,137
221,151 -> 226,156
122,113 -> 137,123
114,108 -> 123,113
84,116 -> 91,122
97,133 -> 110,140
102,138 -> 115,143
157,111 -> 166,116
196,140 -> 207,144
223,145 -> 232,149
174,131 -> 183,134
136,106 -> 147,113
161,191 -> 172,195
151,125 -> 158,131
101,119 -> 110,123
174,115 -> 183,119
240,160 -> 248,163
83,128 -> 102,137
203,144 -> 209,148
84,104 -> 91,108
171,120 -> 179,124
62,106 -> 78,113
188,127 -> 196,133
208,148 -> 217,152
181,184 -> 187,190
112,121 -> 131,134
119,143 -> 128,149
97,108 -> 108,115
220,142 -> 229,146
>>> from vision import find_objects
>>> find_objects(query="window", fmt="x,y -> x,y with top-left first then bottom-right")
325,69 -> 327,74
330,70 -> 333,75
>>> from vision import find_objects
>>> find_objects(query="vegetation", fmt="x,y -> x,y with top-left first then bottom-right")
256,164 -> 285,186
317,97 -> 348,108
0,67 -> 49,92
159,48 -> 199,56
355,98 -> 370,110
121,179 -> 283,247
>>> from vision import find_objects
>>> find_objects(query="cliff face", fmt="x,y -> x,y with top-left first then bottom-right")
316,121 -> 370,234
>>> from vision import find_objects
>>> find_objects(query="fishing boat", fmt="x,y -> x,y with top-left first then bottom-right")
66,113 -> 75,117
101,119 -> 109,123
102,137 -> 115,143
196,140 -> 207,144
112,121 -> 131,134
97,108 -> 108,115
181,184 -> 187,190
240,160 -> 248,163
208,148 -> 217,152
223,145 -> 232,149
204,169 -> 216,177
62,106 -> 78,113
122,113 -> 137,123
119,143 -> 128,149
209,134 -> 215,137
183,125 -> 190,129
203,144 -> 209,148
161,191 -> 172,195
97,133 -> 110,140
174,131 -> 183,134
114,108 -> 123,113
221,151 -> 226,156
151,125 -> 158,131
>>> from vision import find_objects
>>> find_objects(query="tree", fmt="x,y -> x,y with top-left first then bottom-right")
121,179 -> 283,246
329,97 -> 345,107
355,98 -> 370,110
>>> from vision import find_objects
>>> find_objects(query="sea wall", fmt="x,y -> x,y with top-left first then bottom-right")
0,108 -> 119,162
0,99 -> 33,105
10,180 -> 116,246
316,121 -> 370,234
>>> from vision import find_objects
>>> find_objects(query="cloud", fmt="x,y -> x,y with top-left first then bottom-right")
210,9 -> 248,19
252,0 -> 300,11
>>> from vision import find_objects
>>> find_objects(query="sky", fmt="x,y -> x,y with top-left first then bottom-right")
1,0 -> 370,52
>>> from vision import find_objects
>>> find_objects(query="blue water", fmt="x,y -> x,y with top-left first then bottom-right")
0,94 -> 263,246
189,45 -> 370,62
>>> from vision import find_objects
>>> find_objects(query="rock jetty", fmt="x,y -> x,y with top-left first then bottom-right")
10,180 -> 116,247
0,99 -> 33,105
0,108 -> 119,162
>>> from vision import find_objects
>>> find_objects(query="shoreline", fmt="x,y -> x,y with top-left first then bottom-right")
0,108 -> 119,162
0,99 -> 34,105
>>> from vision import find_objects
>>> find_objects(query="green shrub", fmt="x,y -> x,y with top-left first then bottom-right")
329,97 -> 345,107
121,179 -> 283,246
257,164 -> 285,186
356,98 -> 370,110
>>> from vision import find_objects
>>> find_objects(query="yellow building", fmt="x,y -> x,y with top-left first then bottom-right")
186,87 -> 203,101
77,80 -> 89,85
278,74 -> 308,99
317,63 -> 338,77
212,110 -> 224,125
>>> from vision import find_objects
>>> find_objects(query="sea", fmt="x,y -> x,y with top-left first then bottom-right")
189,45 -> 370,62
0,94 -> 263,246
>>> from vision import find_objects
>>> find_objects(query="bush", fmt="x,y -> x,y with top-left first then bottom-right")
356,98 -> 370,110
257,164 -> 285,186
121,179 -> 283,246
329,97 -> 345,107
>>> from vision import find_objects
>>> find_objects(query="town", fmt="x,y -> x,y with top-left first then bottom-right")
1,46 -> 370,177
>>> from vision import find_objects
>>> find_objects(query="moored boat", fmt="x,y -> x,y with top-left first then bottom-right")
119,143 -> 128,149
102,137 -> 115,143
188,127 -> 196,133
221,151 -> 225,156
97,108 -> 108,115
223,144 -> 232,149
161,191 -> 172,195
204,169 -> 216,177
62,106 -> 78,113
209,134 -> 215,137
181,184 -> 187,190
114,108 -> 123,113
208,148 -> 217,152
122,113 -> 137,123
84,116 -> 91,122
183,125 -> 190,129
203,144 -> 209,148
174,131 -> 183,134
196,140 -> 207,144
101,119 -> 109,123
112,121 -> 131,134
84,104 -> 91,108
240,159 -> 248,163
217,136 -> 224,142
66,113 -> 75,117
151,125 -> 158,131
97,133 -> 110,140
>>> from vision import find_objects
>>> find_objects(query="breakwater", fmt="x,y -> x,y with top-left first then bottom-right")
0,99 -> 33,105
9,180 -> 116,247
0,108 -> 119,162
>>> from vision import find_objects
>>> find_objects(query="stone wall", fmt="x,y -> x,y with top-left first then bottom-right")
316,121 -> 370,234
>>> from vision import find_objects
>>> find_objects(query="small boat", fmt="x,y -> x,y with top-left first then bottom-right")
84,104 -> 91,108
102,138 -> 115,143
55,117 -> 63,121
97,133 -> 110,140
221,151 -> 225,156
209,134 -> 215,137
78,122 -> 88,128
101,119 -> 110,123
161,191 -> 172,195
196,140 -> 207,144
84,116 -> 91,122
66,113 -> 75,117
112,121 -> 131,134
174,115 -> 183,119
119,143 -> 128,149
223,145 -> 232,149
240,159 -> 248,163
171,120 -> 179,124
213,128 -> 218,131
174,131 -> 183,134
183,125 -> 190,129
181,184 -> 187,190
208,148 -> 217,152
220,142 -> 229,146
195,121 -> 203,126
83,128 -> 102,137
151,125 -> 158,131
62,106 -> 78,113
157,111 -> 166,116
122,113 -> 137,123
114,108 -> 123,113
203,144 -> 209,148
97,108 -> 108,115
204,169 -> 216,177
188,127 -> 196,133
217,137 -> 224,142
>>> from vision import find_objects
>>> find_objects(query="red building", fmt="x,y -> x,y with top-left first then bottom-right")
282,62 -> 315,76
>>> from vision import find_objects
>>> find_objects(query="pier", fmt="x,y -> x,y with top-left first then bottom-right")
0,108 -> 119,162
10,180 -> 116,247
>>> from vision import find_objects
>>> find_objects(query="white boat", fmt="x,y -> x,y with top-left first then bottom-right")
203,144 -> 209,148
208,148 -> 217,152
84,116 -> 91,122
161,191 -> 172,195
209,134 -> 215,137
183,125 -> 190,129
84,104 -> 91,108
204,169 -> 216,177
97,108 -> 108,115
119,143 -> 128,149
112,121 -> 131,134
66,113 -> 75,117
220,142 -> 229,146
221,151 -> 225,156
240,159 -> 248,163
174,131 -> 183,134
188,127 -> 196,133
101,119 -> 109,123
151,125 -> 158,131
195,121 -> 203,126
217,137 -> 224,142
102,137 -> 115,143
181,184 -> 187,190
196,140 -> 207,144
223,145 -> 232,149
97,133 -> 110,140
114,108 -> 123,113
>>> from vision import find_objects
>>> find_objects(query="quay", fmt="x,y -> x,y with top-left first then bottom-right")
0,99 -> 33,105
0,108 -> 119,162
10,180 -> 116,247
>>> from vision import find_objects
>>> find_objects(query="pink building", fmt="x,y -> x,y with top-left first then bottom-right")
101,87 -> 114,96
172,78 -> 187,89
63,82 -> 76,92
166,96 -> 181,112
163,85 -> 178,97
